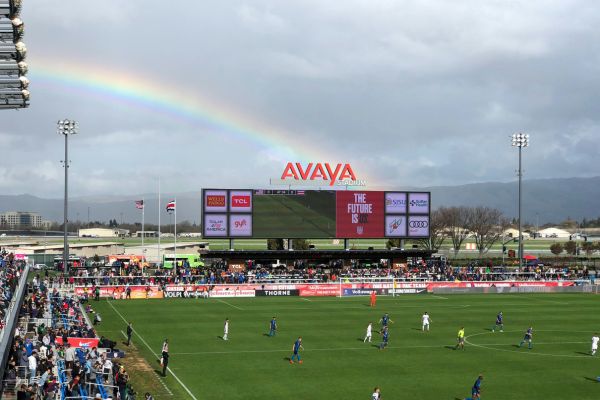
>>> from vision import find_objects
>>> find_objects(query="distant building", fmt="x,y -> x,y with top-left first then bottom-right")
502,228 -> 520,238
538,227 -> 571,239
134,231 -> 158,238
78,228 -> 129,238
179,232 -> 203,238
0,211 -> 49,229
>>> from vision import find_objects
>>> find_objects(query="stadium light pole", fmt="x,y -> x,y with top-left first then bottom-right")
58,119 -> 79,274
511,133 -> 529,270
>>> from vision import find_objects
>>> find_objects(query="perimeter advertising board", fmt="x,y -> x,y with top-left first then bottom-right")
202,189 -> 431,239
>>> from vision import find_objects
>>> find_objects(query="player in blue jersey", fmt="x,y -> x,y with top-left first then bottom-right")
492,311 -> 504,332
269,317 -> 277,337
379,313 -> 394,330
379,326 -> 389,350
464,374 -> 483,400
290,337 -> 304,364
518,327 -> 533,349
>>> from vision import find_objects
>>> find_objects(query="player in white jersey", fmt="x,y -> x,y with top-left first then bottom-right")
591,334 -> 599,356
372,387 -> 381,399
364,322 -> 373,342
422,312 -> 431,332
223,318 -> 229,341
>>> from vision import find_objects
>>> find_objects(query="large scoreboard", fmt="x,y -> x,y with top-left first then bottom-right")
201,189 -> 430,239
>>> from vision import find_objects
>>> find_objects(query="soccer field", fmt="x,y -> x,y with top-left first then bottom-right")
91,294 -> 600,400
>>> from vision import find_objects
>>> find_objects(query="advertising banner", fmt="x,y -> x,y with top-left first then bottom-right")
204,190 -> 228,212
229,214 -> 252,237
204,214 -> 228,237
385,215 -> 407,237
385,192 -> 407,214
74,286 -> 163,299
336,191 -> 384,238
255,289 -> 300,296
408,192 -> 430,214
209,287 -> 255,297
342,288 -> 387,296
55,337 -> 100,349
408,215 -> 430,237
229,190 -> 252,212
297,284 -> 340,297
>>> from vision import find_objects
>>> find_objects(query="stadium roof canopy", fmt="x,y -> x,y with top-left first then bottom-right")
203,249 -> 433,262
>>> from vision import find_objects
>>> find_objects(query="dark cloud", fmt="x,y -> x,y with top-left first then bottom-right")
1,0 -> 598,196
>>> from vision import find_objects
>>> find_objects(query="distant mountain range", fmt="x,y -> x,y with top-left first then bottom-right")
0,176 -> 598,225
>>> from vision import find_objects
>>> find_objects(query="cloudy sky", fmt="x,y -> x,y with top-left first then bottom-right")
1,0 -> 599,198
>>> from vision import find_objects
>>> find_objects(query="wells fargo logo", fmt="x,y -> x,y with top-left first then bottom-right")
280,162 -> 364,187
206,195 -> 226,207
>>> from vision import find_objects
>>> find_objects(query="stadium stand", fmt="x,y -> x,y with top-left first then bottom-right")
0,0 -> 29,109
0,251 -> 135,399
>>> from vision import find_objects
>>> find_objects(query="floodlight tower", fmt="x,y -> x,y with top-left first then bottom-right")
58,119 -> 78,273
511,133 -> 529,269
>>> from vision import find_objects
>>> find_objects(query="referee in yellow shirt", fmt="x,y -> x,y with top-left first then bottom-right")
455,327 -> 465,350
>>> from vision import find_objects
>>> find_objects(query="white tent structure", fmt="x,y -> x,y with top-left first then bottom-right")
538,227 -> 571,239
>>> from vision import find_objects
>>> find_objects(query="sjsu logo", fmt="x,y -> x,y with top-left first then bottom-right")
386,199 -> 406,206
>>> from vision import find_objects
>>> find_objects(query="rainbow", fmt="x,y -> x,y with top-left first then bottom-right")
30,58 -> 380,186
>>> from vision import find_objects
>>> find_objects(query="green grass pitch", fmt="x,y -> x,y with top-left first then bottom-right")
91,294 -> 600,399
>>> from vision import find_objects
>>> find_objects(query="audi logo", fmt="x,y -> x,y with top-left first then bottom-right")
409,221 -> 429,228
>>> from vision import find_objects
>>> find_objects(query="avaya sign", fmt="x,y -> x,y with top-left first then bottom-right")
278,163 -> 366,187
202,189 -> 430,239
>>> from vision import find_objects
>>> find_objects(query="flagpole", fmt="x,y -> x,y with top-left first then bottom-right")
141,196 -> 145,274
174,197 -> 177,271
158,178 -> 161,268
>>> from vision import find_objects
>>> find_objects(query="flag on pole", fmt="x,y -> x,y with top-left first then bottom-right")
135,200 -> 144,209
166,200 -> 176,212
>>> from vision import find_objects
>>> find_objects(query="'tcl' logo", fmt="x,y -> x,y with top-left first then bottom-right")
231,195 -> 251,207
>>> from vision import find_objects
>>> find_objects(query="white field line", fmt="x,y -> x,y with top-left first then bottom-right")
169,340 -> 589,356
252,305 -> 470,310
107,301 -> 198,400
429,295 -> 448,300
301,298 -> 312,301
216,299 -> 244,310
120,330 -> 173,396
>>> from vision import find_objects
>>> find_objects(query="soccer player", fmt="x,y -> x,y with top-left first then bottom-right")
364,322 -> 373,343
422,312 -> 431,332
464,374 -> 483,400
223,318 -> 229,341
379,326 -> 389,350
370,291 -> 377,307
379,313 -> 394,329
161,339 -> 169,377
269,317 -> 277,337
455,327 -> 465,350
372,387 -> 381,399
290,337 -> 304,364
518,326 -> 533,349
492,311 -> 504,332
591,333 -> 599,356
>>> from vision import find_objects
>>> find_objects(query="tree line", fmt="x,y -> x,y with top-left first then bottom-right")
387,206 -> 509,256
